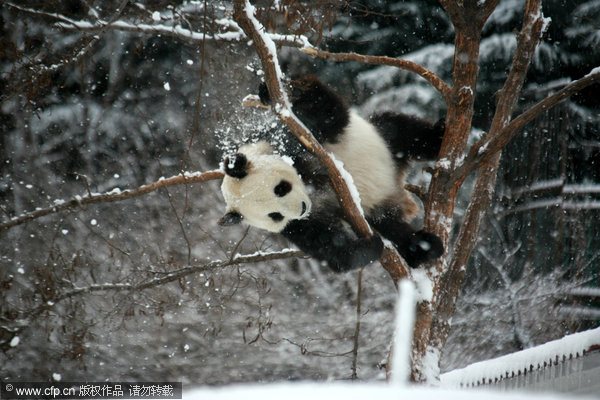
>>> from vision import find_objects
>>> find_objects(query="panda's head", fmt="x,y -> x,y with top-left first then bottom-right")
218,142 -> 311,233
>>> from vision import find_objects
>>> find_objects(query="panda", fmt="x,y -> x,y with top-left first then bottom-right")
218,76 -> 445,273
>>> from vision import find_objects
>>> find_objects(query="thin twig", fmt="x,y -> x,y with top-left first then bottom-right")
137,101 -> 194,264
180,0 -> 208,173
351,267 -> 364,380
405,184 -> 427,203
73,173 -> 94,197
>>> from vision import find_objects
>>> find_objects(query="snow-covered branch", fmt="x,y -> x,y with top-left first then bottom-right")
0,170 -> 224,233
6,2 -> 309,48
58,19 -> 243,42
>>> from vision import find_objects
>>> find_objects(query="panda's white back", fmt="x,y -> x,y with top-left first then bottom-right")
324,112 -> 399,210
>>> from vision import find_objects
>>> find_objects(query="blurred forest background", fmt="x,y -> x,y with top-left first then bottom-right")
1,0 -> 599,384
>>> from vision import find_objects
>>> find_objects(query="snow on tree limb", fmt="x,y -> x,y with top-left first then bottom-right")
0,170 -> 224,233
5,1 -> 310,48
9,1 -> 446,100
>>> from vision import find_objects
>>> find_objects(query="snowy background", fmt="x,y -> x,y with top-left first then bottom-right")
1,0 -> 599,391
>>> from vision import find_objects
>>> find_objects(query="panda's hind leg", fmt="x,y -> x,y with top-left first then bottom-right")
367,202 -> 444,268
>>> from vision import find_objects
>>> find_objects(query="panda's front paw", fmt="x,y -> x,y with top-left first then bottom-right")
351,235 -> 384,268
405,231 -> 444,268
328,234 -> 384,273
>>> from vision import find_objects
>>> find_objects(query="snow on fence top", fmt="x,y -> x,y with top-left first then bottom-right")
440,327 -> 600,388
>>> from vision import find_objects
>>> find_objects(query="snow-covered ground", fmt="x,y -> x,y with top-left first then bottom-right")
182,382 -> 584,400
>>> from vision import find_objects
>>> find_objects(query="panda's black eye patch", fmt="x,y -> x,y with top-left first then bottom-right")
268,212 -> 284,222
274,180 -> 292,197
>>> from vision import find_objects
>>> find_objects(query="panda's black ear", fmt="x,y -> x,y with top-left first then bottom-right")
258,81 -> 271,106
217,211 -> 243,226
223,153 -> 249,179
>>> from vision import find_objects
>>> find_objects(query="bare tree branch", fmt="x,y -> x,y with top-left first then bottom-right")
301,47 -> 451,103
0,170 -> 224,233
460,68 -> 600,179
350,268 -> 364,380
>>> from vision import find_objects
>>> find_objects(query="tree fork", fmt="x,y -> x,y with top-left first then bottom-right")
410,6 -> 488,382
428,0 -> 548,359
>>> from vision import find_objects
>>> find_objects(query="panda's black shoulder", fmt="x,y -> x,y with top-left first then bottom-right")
259,76 -> 350,144
288,76 -> 349,143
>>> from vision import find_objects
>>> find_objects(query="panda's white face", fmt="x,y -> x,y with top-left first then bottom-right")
219,142 -> 311,233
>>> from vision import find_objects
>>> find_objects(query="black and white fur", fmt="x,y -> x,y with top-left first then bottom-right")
219,76 -> 445,272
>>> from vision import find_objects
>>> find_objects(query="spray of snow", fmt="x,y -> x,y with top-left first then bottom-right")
280,155 -> 294,167
241,0 -> 318,147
